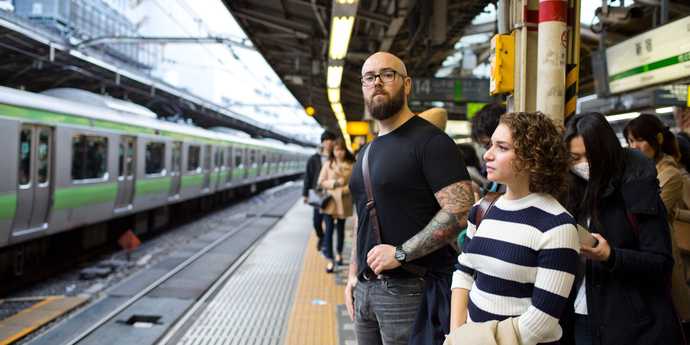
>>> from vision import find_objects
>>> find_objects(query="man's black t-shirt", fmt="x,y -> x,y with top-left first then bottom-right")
349,116 -> 470,279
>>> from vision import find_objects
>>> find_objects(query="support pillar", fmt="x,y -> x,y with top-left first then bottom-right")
535,0 -> 568,124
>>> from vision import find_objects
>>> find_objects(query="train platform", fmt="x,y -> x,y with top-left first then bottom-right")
157,200 -> 356,345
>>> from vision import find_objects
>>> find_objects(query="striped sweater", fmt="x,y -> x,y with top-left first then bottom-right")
452,193 -> 580,345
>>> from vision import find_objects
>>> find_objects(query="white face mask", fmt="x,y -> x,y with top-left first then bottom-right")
571,162 -> 590,180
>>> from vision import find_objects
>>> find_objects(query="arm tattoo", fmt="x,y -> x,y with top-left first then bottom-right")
402,181 -> 473,261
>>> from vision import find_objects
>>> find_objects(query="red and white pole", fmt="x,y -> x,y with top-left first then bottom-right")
536,0 -> 568,124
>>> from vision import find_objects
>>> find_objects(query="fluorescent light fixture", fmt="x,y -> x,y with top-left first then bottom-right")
336,0 -> 358,4
606,112 -> 640,122
328,88 -> 341,104
329,16 -> 355,59
656,106 -> 675,114
327,65 -> 344,88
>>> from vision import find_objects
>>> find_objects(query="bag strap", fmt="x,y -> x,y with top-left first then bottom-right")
362,144 -> 427,277
362,144 -> 382,244
474,192 -> 502,227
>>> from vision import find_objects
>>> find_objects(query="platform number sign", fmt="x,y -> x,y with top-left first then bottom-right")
411,78 -> 490,103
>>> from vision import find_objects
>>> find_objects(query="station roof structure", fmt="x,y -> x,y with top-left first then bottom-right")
221,0 -> 494,132
223,0 -> 690,134
0,10 -> 314,147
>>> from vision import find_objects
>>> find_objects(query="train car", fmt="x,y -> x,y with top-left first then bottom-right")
0,86 -> 311,250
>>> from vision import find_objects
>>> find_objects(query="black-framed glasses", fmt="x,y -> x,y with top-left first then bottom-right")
360,69 -> 406,87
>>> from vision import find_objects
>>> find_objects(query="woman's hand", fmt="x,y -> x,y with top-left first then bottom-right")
580,233 -> 611,261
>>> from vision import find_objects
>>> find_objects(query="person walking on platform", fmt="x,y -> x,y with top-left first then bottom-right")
562,113 -> 681,345
344,51 -> 474,345
318,137 -> 355,272
448,112 -> 579,345
624,114 -> 690,324
303,130 -> 336,251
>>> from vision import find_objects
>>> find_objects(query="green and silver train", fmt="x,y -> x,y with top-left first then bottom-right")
0,85 -> 311,249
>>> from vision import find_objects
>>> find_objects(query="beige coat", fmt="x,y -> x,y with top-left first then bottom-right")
317,160 -> 353,219
656,154 -> 690,320
443,318 -> 521,345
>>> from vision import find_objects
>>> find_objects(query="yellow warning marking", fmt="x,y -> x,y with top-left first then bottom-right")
284,232 -> 345,345
0,296 -> 88,345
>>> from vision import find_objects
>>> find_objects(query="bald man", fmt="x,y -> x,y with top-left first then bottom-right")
345,52 -> 474,345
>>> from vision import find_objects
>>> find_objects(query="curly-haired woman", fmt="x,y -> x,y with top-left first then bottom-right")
449,112 -> 580,345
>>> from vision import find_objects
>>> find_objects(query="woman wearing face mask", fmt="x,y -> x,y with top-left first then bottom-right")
563,112 -> 681,345
449,112 -> 579,345
318,138 -> 355,272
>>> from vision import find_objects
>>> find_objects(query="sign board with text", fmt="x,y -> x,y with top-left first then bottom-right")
410,78 -> 491,102
606,16 -> 690,94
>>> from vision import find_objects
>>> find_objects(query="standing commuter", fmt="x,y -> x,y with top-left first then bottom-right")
470,103 -> 506,194
303,131 -> 336,251
344,52 -> 474,345
675,106 -> 690,172
624,114 -> 690,323
562,113 -> 681,345
318,137 -> 356,272
449,112 -> 579,345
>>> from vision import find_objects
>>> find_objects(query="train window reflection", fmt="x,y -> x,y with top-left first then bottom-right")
187,145 -> 200,172
145,142 -> 165,175
19,128 -> 31,186
37,129 -> 50,184
72,135 -> 108,181
234,150 -> 242,168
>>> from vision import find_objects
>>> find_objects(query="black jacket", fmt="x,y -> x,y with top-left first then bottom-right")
302,153 -> 323,197
563,149 -> 682,345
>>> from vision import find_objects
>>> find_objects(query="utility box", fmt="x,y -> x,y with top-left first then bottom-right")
490,33 -> 515,95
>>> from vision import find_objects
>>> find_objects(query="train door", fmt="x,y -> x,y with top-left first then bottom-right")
114,136 -> 136,211
202,145 -> 212,191
13,125 -> 53,232
169,141 -> 182,199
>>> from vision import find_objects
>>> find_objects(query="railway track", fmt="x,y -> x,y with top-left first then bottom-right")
1,183 -> 301,345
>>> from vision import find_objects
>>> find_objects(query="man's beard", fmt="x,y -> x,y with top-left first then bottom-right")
366,87 -> 404,120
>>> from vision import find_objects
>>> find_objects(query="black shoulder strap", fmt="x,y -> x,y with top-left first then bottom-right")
475,192 -> 502,227
362,144 -> 382,244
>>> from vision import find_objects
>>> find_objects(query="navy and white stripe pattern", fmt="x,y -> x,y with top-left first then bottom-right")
452,193 -> 579,345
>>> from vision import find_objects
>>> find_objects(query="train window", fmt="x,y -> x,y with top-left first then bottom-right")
187,145 -> 200,172
72,135 -> 108,181
118,142 -> 125,177
234,151 -> 242,168
18,128 -> 31,186
214,148 -> 221,168
171,142 -> 182,173
37,129 -> 50,184
219,149 -> 225,168
145,142 -> 165,175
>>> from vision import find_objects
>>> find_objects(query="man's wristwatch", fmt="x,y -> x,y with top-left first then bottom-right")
394,245 -> 407,263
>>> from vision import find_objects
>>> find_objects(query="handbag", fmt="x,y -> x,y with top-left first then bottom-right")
307,188 -> 331,209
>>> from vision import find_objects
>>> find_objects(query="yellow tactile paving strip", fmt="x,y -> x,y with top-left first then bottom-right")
0,296 -> 88,345
284,232 -> 345,345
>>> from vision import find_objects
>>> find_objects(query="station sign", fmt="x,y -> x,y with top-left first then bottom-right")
410,78 -> 491,102
606,16 -> 690,94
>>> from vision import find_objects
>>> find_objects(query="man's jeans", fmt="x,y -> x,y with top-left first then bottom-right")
354,277 -> 425,345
